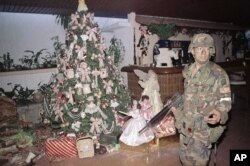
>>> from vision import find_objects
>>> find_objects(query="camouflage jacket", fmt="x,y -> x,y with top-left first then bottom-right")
173,61 -> 232,144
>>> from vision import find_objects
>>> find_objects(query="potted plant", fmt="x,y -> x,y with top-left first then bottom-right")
24,49 -> 47,69
0,52 -> 14,71
8,83 -> 34,105
19,56 -> 33,70
42,52 -> 57,68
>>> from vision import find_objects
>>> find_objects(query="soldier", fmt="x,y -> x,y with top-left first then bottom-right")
172,33 -> 232,165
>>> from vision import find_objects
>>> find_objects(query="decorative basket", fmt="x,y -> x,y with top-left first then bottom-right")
76,137 -> 94,158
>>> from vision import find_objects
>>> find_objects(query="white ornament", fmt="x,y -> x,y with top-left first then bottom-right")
71,121 -> 81,132
75,73 -> 80,78
83,84 -> 91,94
75,82 -> 83,95
100,68 -> 108,78
80,111 -> 86,119
81,34 -> 89,41
85,97 -> 107,119
66,68 -> 75,79
92,69 -> 100,88
110,99 -> 119,108
71,108 -> 79,113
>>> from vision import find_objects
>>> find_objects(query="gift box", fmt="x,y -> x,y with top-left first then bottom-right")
45,136 -> 78,159
76,137 -> 94,158
153,114 -> 176,138
99,132 -> 121,145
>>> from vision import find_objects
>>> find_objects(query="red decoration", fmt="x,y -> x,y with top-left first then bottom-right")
45,136 -> 78,160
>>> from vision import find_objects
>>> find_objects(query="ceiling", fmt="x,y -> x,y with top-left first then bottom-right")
0,0 -> 250,29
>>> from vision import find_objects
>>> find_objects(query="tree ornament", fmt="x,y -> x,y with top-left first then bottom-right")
71,108 -> 79,113
100,68 -> 108,78
83,84 -> 91,94
75,82 -> 83,95
80,111 -> 86,119
66,68 -> 74,79
90,117 -> 103,134
72,121 -> 81,132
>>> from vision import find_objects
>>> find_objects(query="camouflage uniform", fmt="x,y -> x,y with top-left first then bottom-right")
173,34 -> 232,166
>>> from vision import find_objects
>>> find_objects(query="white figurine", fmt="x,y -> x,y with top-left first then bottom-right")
119,103 -> 154,146
134,69 -> 163,115
154,48 -> 179,67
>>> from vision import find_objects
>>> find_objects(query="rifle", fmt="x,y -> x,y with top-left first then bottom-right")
138,92 -> 183,135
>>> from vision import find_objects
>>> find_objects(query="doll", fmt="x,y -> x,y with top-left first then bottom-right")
139,95 -> 153,121
119,103 -> 154,146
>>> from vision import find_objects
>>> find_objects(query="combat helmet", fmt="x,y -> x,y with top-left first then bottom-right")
188,33 -> 215,55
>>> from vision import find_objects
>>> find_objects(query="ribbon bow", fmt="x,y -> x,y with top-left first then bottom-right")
65,88 -> 75,105
54,104 -> 64,123
75,45 -> 87,60
103,80 -> 113,94
70,13 -> 79,25
87,27 -> 97,42
90,117 -> 103,134
83,13 -> 95,25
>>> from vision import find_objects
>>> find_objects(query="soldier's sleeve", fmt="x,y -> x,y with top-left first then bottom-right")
215,72 -> 232,124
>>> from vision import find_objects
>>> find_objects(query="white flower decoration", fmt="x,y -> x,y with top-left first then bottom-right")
81,34 -> 89,41
80,111 -> 86,119
71,121 -> 81,132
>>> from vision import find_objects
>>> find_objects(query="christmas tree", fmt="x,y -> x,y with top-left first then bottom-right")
43,0 -> 131,137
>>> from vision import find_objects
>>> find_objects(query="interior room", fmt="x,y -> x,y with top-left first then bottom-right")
0,0 -> 250,166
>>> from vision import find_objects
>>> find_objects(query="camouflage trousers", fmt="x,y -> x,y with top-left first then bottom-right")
179,134 -> 211,166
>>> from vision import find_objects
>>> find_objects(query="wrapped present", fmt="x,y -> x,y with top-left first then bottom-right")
153,114 -> 176,138
45,136 -> 78,159
99,132 -> 120,145
76,137 -> 94,158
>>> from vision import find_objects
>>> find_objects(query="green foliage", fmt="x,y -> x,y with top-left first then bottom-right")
148,23 -> 177,39
56,15 -> 70,29
5,83 -> 33,105
107,36 -> 125,67
0,52 -> 14,71
24,49 -> 47,65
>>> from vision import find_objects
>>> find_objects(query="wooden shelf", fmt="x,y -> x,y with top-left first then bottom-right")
0,68 -> 56,76
121,65 -> 184,74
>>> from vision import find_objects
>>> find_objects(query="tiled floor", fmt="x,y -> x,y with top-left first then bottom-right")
35,99 -> 250,166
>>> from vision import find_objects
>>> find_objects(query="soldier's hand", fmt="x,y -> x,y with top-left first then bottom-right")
207,109 -> 221,125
